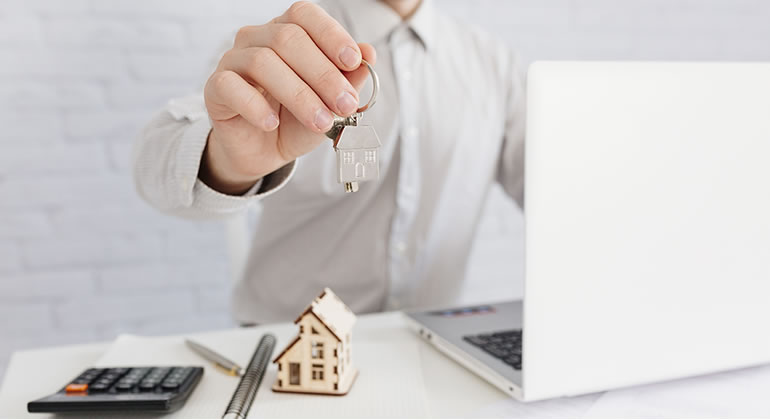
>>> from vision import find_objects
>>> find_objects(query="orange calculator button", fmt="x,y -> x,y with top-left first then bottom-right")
65,384 -> 88,393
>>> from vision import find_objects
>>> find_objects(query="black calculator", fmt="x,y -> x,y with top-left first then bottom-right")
28,366 -> 204,413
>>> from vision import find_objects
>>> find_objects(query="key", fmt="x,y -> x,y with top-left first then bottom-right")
325,60 -> 381,194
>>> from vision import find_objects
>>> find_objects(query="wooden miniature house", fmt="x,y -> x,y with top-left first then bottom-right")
272,288 -> 358,395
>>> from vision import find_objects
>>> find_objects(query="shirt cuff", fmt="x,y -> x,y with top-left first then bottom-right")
191,160 -> 297,213
174,116 -> 213,206
172,109 -> 297,213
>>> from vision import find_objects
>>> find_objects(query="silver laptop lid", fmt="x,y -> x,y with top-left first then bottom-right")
522,62 -> 770,401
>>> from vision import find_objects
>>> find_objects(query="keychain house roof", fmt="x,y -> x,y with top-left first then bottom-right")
272,288 -> 358,395
332,127 -> 382,150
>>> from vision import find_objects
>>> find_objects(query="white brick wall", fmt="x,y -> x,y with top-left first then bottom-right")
1,0 -> 768,380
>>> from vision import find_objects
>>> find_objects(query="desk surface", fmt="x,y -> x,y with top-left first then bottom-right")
0,312 -> 601,418
4,311 -> 766,418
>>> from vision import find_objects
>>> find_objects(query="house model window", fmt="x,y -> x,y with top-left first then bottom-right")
272,288 -> 359,396
312,364 -> 324,380
364,150 -> 376,163
311,341 -> 323,359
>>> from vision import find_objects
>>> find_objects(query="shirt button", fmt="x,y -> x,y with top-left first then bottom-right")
394,241 -> 407,255
403,71 -> 412,82
406,127 -> 418,138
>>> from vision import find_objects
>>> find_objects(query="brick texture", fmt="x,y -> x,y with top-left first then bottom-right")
1,0 -> 769,381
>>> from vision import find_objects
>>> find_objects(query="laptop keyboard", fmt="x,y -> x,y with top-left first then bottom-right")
463,329 -> 523,370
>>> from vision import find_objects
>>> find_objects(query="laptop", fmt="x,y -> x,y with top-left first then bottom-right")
406,61 -> 770,402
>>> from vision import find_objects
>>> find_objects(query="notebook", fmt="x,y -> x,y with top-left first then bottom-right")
90,326 -> 428,418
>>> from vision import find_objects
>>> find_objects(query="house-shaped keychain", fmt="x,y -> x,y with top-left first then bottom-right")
272,288 -> 358,395
334,124 -> 381,193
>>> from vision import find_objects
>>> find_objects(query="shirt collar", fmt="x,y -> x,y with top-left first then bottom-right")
338,0 -> 435,50
407,0 -> 434,50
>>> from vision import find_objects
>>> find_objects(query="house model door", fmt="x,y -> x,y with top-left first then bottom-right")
289,363 -> 300,385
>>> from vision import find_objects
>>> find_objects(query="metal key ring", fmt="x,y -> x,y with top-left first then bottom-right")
356,59 -> 379,113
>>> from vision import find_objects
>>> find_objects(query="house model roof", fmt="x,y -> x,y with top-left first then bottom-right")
334,127 -> 382,150
293,288 -> 356,341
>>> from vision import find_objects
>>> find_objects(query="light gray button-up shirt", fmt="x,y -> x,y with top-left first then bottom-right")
133,0 -> 525,324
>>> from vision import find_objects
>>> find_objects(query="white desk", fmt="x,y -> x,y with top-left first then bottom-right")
0,312 -> 601,418
6,311 -> 766,418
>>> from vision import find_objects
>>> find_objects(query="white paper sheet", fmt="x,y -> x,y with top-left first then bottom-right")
85,327 -> 428,418
92,333 -> 247,419
247,340 -> 428,418
584,364 -> 770,418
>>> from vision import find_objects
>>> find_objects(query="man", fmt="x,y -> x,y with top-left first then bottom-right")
134,0 -> 525,324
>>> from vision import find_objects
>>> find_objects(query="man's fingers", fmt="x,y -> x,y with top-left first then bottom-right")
205,70 -> 279,131
222,47 -> 335,133
275,1 -> 361,71
238,23 -> 360,116
345,43 -> 378,93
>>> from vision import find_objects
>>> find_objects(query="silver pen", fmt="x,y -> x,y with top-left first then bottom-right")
185,339 -> 244,376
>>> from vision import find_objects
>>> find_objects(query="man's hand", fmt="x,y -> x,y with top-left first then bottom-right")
201,1 -> 377,195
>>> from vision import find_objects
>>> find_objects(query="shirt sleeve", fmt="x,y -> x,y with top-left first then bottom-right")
132,93 -> 296,220
496,49 -> 526,210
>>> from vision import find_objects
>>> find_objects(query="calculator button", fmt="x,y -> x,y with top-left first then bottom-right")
121,371 -> 147,383
161,381 -> 179,390
89,383 -> 109,392
139,381 -> 157,391
167,368 -> 191,382
121,375 -> 138,382
142,369 -> 168,383
75,371 -> 101,382
65,384 -> 88,393
94,376 -> 119,389
126,368 -> 149,377
116,382 -> 135,392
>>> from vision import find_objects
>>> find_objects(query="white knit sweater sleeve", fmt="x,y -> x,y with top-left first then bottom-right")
132,93 -> 296,220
